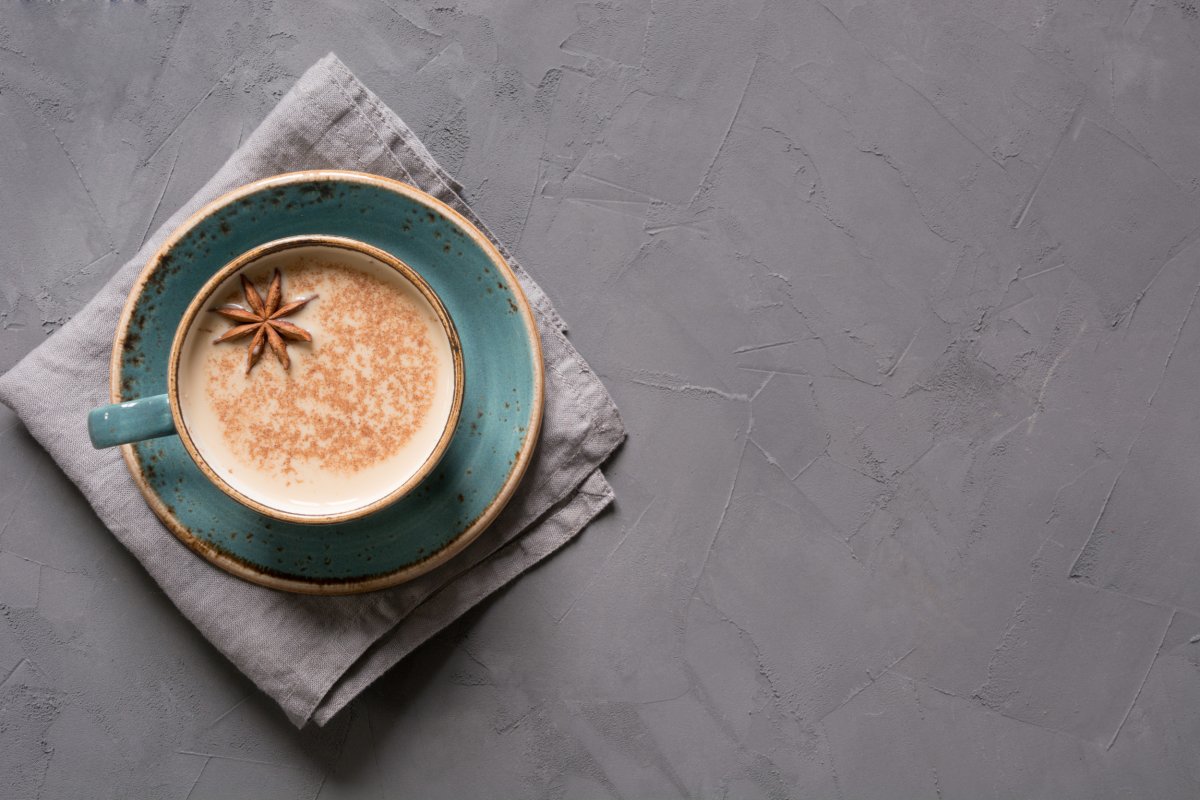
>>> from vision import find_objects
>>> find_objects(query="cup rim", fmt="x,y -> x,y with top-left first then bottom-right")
166,234 -> 466,525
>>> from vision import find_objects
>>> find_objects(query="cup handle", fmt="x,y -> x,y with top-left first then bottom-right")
88,395 -> 176,449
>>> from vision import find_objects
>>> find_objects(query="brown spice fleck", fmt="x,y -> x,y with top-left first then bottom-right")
204,259 -> 440,477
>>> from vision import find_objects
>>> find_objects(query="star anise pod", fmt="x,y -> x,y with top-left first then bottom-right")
211,269 -> 316,373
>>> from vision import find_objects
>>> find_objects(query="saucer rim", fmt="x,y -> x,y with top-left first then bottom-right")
110,169 -> 544,594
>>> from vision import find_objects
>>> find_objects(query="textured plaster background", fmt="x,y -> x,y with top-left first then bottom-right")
2,1 -> 1200,797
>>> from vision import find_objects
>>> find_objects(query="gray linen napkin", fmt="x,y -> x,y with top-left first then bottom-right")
0,54 -> 624,727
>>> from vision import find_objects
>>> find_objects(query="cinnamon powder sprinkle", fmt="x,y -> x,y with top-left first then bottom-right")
203,259 -> 441,478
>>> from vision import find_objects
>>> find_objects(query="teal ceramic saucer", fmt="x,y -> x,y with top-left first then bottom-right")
112,171 -> 544,594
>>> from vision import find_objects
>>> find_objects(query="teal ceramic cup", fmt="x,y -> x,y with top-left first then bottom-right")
89,234 -> 465,526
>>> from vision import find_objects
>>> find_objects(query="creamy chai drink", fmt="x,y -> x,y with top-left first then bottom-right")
175,240 -> 460,520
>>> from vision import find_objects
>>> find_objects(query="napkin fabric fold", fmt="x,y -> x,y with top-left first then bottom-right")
0,54 -> 624,727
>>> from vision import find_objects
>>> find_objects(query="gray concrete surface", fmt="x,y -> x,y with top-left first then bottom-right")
2,0 -> 1199,796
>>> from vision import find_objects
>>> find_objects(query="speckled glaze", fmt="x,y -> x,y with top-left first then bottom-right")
112,171 -> 543,594
88,394 -> 176,449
